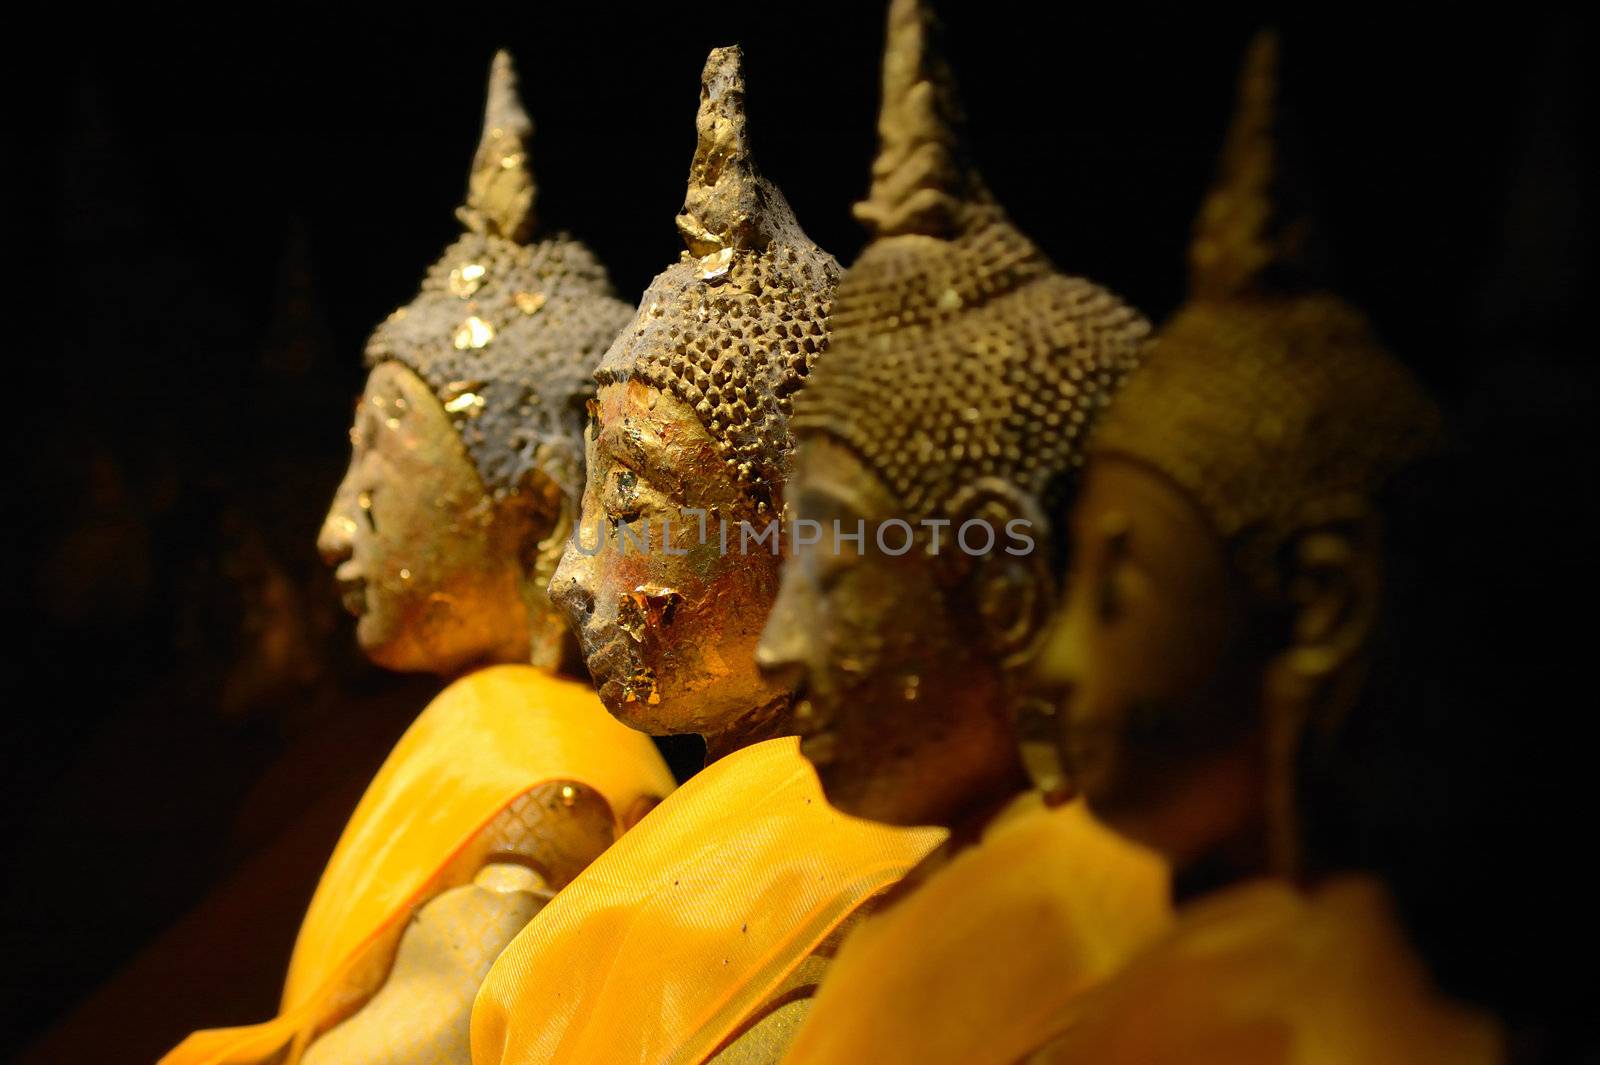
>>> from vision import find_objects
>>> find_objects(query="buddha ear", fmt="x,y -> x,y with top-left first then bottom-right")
511,460 -> 572,575
945,477 -> 1056,668
1274,504 -> 1381,687
1260,503 -> 1381,875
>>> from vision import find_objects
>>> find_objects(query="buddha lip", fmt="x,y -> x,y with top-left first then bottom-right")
335,575 -> 366,617
582,636 -> 632,685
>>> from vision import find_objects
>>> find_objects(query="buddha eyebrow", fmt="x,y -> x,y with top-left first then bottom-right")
795,487 -> 862,526
595,424 -> 675,488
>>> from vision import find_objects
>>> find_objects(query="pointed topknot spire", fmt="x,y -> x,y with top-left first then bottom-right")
457,50 -> 538,244
854,0 -> 989,239
676,46 -> 797,257
1188,32 -> 1312,300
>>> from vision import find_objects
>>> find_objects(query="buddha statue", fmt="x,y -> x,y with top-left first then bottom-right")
750,3 -> 1168,1063
1022,33 -> 1503,1064
161,52 -> 674,1065
467,46 -> 942,1065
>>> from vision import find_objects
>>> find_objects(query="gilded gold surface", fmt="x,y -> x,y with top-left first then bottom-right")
457,50 -> 537,244
533,47 -> 854,1065
321,51 -> 633,677
320,362 -> 537,675
551,45 -> 838,758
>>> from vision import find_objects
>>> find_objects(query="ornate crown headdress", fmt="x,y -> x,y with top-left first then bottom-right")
1090,33 -> 1444,597
791,0 -> 1150,528
364,51 -> 633,502
594,46 -> 840,514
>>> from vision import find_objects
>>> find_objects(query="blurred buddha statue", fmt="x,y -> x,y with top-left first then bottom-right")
468,46 -> 943,1065
753,3 -> 1169,1063
1022,33 -> 1503,1065
161,52 -> 674,1065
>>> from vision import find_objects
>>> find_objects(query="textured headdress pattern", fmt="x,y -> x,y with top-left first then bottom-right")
594,46 -> 840,513
1090,33 -> 1444,594
365,51 -> 633,501
792,0 -> 1150,527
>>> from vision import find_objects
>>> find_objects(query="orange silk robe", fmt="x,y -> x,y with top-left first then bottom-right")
161,664 -> 676,1065
778,794 -> 1171,1065
469,736 -> 945,1065
1028,876 -> 1504,1065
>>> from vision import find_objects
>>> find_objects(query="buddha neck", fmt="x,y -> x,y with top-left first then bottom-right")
1120,744 -> 1273,905
522,592 -> 582,677
702,691 -> 796,765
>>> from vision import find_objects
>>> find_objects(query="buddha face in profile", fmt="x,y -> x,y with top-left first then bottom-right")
551,380 -> 792,742
317,51 -> 632,678
1028,455 -> 1267,863
550,44 -> 838,752
761,435 -> 1053,828
1025,30 -> 1441,875
318,360 -> 568,676
755,228 -> 1149,832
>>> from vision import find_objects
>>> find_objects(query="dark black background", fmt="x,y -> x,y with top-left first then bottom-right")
5,3 -> 1590,1062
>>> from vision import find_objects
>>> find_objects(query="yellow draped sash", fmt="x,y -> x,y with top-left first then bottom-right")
1027,876 -> 1504,1064
779,794 -> 1171,1065
161,664 -> 676,1065
469,736 -> 945,1065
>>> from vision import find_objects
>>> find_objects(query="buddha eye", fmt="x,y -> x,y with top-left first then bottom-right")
603,468 -> 644,524
811,546 -> 857,595
358,490 -> 378,533
1096,523 -> 1131,622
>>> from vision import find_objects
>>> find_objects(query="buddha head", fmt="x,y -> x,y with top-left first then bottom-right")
549,47 -> 839,755
318,53 -> 632,677
1029,34 -> 1445,878
755,0 -> 1150,829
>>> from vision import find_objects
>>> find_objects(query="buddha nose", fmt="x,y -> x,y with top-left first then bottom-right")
318,475 -> 359,568
755,570 -> 811,688
549,536 -> 597,633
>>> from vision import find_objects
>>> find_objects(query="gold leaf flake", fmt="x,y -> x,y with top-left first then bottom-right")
697,247 -> 734,280
444,391 -> 485,415
448,263 -> 487,298
453,316 -> 495,349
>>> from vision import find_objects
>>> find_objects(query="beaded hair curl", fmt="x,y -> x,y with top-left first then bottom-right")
364,51 -> 633,503
791,0 -> 1150,532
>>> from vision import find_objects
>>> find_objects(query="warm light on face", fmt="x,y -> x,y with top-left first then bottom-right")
316,361 -> 532,675
550,379 -> 792,739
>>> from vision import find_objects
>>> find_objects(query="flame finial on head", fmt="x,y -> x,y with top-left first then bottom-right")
676,46 -> 800,257
457,50 -> 538,244
1188,32 -> 1310,301
854,0 -> 991,239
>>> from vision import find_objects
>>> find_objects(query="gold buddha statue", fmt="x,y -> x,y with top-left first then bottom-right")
749,3 -> 1168,1062
467,46 -> 942,1065
161,52 -> 674,1065
1022,33 -> 1503,1065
